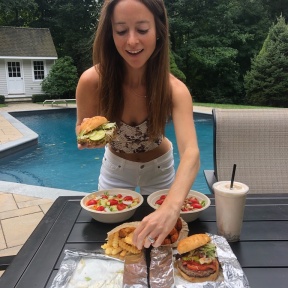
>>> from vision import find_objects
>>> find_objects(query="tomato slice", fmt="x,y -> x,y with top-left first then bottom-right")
160,195 -> 166,200
86,199 -> 97,206
185,261 -> 216,272
192,203 -> 203,209
117,194 -> 123,198
189,197 -> 200,204
96,206 -> 105,211
117,203 -> 127,211
123,196 -> 133,201
109,199 -> 118,205
155,199 -> 164,205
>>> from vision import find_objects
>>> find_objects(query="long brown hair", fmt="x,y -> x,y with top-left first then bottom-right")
93,0 -> 171,138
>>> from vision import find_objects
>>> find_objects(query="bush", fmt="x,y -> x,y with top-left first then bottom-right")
41,56 -> 78,98
0,95 -> 5,104
32,94 -> 49,103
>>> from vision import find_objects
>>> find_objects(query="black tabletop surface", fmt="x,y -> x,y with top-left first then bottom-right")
1,194 -> 288,288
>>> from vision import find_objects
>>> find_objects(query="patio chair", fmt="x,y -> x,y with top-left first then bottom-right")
204,108 -> 288,194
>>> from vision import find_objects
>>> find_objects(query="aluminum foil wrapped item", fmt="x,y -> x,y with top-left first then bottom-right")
174,234 -> 250,288
50,249 -> 124,288
123,250 -> 148,288
150,246 -> 175,288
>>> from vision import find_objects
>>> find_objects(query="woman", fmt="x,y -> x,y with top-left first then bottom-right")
76,0 -> 200,250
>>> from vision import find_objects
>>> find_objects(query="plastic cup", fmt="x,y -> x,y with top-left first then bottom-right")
213,181 -> 249,242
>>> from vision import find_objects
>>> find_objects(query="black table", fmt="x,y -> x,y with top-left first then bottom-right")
1,194 -> 288,288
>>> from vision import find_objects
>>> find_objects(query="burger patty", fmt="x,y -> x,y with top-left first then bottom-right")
178,261 -> 215,278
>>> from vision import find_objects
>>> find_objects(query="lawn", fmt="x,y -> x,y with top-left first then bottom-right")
193,102 -> 274,109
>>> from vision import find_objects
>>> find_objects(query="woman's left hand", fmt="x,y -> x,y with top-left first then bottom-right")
132,205 -> 180,250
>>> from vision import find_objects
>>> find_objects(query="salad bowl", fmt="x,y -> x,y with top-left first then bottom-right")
81,188 -> 144,223
147,189 -> 211,222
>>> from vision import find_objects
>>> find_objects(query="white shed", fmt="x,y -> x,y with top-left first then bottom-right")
0,26 -> 58,100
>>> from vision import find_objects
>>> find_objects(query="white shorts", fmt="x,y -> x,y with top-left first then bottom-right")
98,143 -> 175,195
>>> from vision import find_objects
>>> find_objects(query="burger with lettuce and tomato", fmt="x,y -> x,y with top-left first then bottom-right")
77,116 -> 116,146
176,233 -> 219,283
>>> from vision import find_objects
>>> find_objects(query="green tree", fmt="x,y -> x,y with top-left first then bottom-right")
0,0 -> 38,26
165,0 -> 270,104
244,16 -> 288,107
170,51 -> 186,82
41,56 -> 78,98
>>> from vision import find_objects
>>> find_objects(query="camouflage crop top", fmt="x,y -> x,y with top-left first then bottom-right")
110,121 -> 163,153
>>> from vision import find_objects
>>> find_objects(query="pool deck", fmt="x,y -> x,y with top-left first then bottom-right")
0,102 -> 212,276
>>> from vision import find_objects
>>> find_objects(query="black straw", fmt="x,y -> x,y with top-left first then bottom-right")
230,164 -> 237,189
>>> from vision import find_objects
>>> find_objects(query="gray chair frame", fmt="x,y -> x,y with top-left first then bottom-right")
204,108 -> 288,194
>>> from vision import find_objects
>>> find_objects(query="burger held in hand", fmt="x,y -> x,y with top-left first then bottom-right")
176,234 -> 219,283
77,116 -> 116,146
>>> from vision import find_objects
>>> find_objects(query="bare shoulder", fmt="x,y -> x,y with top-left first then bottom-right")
79,66 -> 100,87
76,66 -> 100,101
169,74 -> 192,102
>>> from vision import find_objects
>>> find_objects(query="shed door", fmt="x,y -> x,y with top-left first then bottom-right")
7,61 -> 25,94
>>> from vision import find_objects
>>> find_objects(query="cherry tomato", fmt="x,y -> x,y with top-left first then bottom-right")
192,203 -> 203,209
117,194 -> 123,198
155,199 -> 164,205
117,203 -> 127,211
160,195 -> 166,200
86,199 -> 97,206
109,199 -> 118,206
96,206 -> 105,211
101,195 -> 108,199
123,196 -> 133,201
189,197 -> 200,204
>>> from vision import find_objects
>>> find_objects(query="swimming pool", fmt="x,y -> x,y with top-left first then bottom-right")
0,109 -> 213,194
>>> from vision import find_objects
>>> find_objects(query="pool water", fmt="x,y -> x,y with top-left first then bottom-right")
0,109 -> 213,194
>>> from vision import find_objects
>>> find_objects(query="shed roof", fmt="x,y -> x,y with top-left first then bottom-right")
0,26 -> 58,59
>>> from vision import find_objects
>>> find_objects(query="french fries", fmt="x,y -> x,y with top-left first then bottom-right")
101,222 -> 141,258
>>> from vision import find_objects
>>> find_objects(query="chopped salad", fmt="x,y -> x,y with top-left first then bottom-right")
154,194 -> 206,212
85,191 -> 141,212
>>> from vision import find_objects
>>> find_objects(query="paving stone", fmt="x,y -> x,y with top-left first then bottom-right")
0,194 -> 17,213
40,202 -> 54,213
0,205 -> 41,220
0,224 -> 6,250
2,212 -> 44,247
17,198 -> 53,209
14,194 -> 39,203
0,245 -> 22,256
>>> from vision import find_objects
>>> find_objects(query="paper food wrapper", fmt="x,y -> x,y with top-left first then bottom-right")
169,217 -> 189,248
106,221 -> 141,240
106,218 -> 188,248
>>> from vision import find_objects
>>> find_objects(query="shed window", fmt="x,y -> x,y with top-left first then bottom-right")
33,61 -> 45,80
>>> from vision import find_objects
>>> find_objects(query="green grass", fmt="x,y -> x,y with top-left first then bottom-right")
193,102 -> 275,109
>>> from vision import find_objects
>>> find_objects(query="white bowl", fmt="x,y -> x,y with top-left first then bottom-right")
147,189 -> 211,222
80,189 -> 144,223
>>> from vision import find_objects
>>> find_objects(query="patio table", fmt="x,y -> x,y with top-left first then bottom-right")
1,193 -> 288,288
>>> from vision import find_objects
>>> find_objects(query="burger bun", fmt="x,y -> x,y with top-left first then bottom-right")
79,116 -> 108,134
177,233 -> 211,254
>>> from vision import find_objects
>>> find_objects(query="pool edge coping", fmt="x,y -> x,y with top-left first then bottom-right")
0,111 -> 39,159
